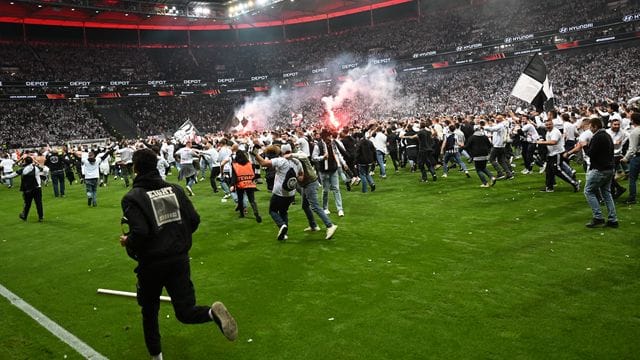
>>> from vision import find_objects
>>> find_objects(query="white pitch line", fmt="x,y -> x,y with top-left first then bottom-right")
0,283 -> 108,360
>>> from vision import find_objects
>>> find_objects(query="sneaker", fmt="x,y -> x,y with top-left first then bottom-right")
304,226 -> 320,232
255,215 -> 262,223
585,218 -> 605,228
442,174 -> 448,178
605,220 -> 619,228
371,184 -> 376,192
432,175 -> 437,182
221,198 -> 228,203
19,213 -> 26,221
539,188 -> 554,193
151,353 -> 164,360
480,184 -> 490,188
465,171 -> 471,178
326,225 -> 338,240
506,175 -> 515,180
613,188 -> 626,199
186,186 -> 194,196
539,164 -> 546,173
496,175 -> 506,180
521,169 -> 531,175
277,224 -> 288,240
381,174 -> 387,179
573,180 -> 581,193
490,177 -> 497,187
211,302 -> 237,341
323,209 -> 331,215
338,210 -> 344,217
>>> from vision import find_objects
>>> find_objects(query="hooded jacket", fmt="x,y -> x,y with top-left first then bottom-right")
121,169 -> 200,264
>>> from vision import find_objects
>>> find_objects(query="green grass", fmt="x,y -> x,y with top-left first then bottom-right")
1,167 -> 639,359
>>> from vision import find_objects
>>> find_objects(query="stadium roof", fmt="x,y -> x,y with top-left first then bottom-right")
0,0 -> 413,30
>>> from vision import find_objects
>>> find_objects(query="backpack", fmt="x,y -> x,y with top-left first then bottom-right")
282,159 -> 300,192
445,133 -> 456,151
298,156 -> 318,186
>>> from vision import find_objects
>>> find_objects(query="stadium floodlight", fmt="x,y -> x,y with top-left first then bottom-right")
248,0 -> 254,7
257,0 -> 267,5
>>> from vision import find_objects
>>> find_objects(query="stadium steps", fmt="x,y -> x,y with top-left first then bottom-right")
94,105 -> 138,139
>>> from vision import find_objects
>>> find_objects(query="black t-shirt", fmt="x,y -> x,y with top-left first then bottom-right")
417,129 -> 434,152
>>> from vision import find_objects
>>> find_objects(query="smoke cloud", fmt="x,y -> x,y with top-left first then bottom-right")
233,56 -> 415,131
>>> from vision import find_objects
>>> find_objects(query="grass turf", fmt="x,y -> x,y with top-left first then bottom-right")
0,167 -> 639,359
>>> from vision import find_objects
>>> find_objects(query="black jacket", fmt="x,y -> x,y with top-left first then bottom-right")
121,170 -> 200,264
465,131 -> 493,160
586,129 -> 614,171
355,138 -> 376,164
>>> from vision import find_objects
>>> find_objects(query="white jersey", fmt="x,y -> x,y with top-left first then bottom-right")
545,128 -> 565,156
578,129 -> 594,165
1,158 -> 15,173
271,157 -> 302,198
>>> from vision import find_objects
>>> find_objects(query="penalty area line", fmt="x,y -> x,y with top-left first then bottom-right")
0,283 -> 108,360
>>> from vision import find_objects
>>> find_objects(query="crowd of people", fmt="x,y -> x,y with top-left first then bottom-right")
0,101 -> 109,148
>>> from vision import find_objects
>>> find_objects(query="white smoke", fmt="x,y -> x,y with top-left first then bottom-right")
233,56 -> 415,131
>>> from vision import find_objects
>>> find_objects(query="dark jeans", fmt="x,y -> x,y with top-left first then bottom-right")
22,188 -> 43,220
417,150 -> 436,180
628,155 -> 640,201
136,259 -> 213,356
474,160 -> 494,185
209,166 -> 220,192
522,142 -> 536,171
51,170 -> 65,196
269,194 -> 294,228
489,147 -> 512,177
237,188 -> 259,217
389,150 -> 400,171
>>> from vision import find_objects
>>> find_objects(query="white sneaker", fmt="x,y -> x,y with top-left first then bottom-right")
326,225 -> 338,240
186,185 -> 194,196
211,302 -> 237,341
521,169 -> 531,175
338,210 -> 344,217
324,209 -> 331,215
151,353 -> 164,360
221,198 -> 228,203
277,224 -> 288,240
539,164 -> 546,173
442,174 -> 448,178
304,226 -> 320,232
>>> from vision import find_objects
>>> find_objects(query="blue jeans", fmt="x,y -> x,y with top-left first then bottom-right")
302,181 -> 332,228
584,169 -> 617,221
358,164 -> 375,192
628,156 -> 640,201
85,178 -> 98,206
320,170 -> 343,211
51,170 -> 65,196
474,160 -> 493,185
443,152 -> 468,175
376,150 -> 387,177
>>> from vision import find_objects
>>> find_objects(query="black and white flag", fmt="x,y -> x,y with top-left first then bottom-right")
511,54 -> 554,112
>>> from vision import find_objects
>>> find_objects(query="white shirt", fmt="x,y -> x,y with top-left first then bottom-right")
564,122 -> 578,141
521,123 -> 539,143
484,121 -> 508,148
271,157 -> 302,197
606,128 -> 629,156
578,129 -> 593,165
371,132 -> 388,154
1,158 -> 15,173
175,147 -> 197,165
296,136 -> 310,156
82,158 -> 101,180
545,128 -> 565,156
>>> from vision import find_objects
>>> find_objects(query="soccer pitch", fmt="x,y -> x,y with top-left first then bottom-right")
1,169 -> 639,359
